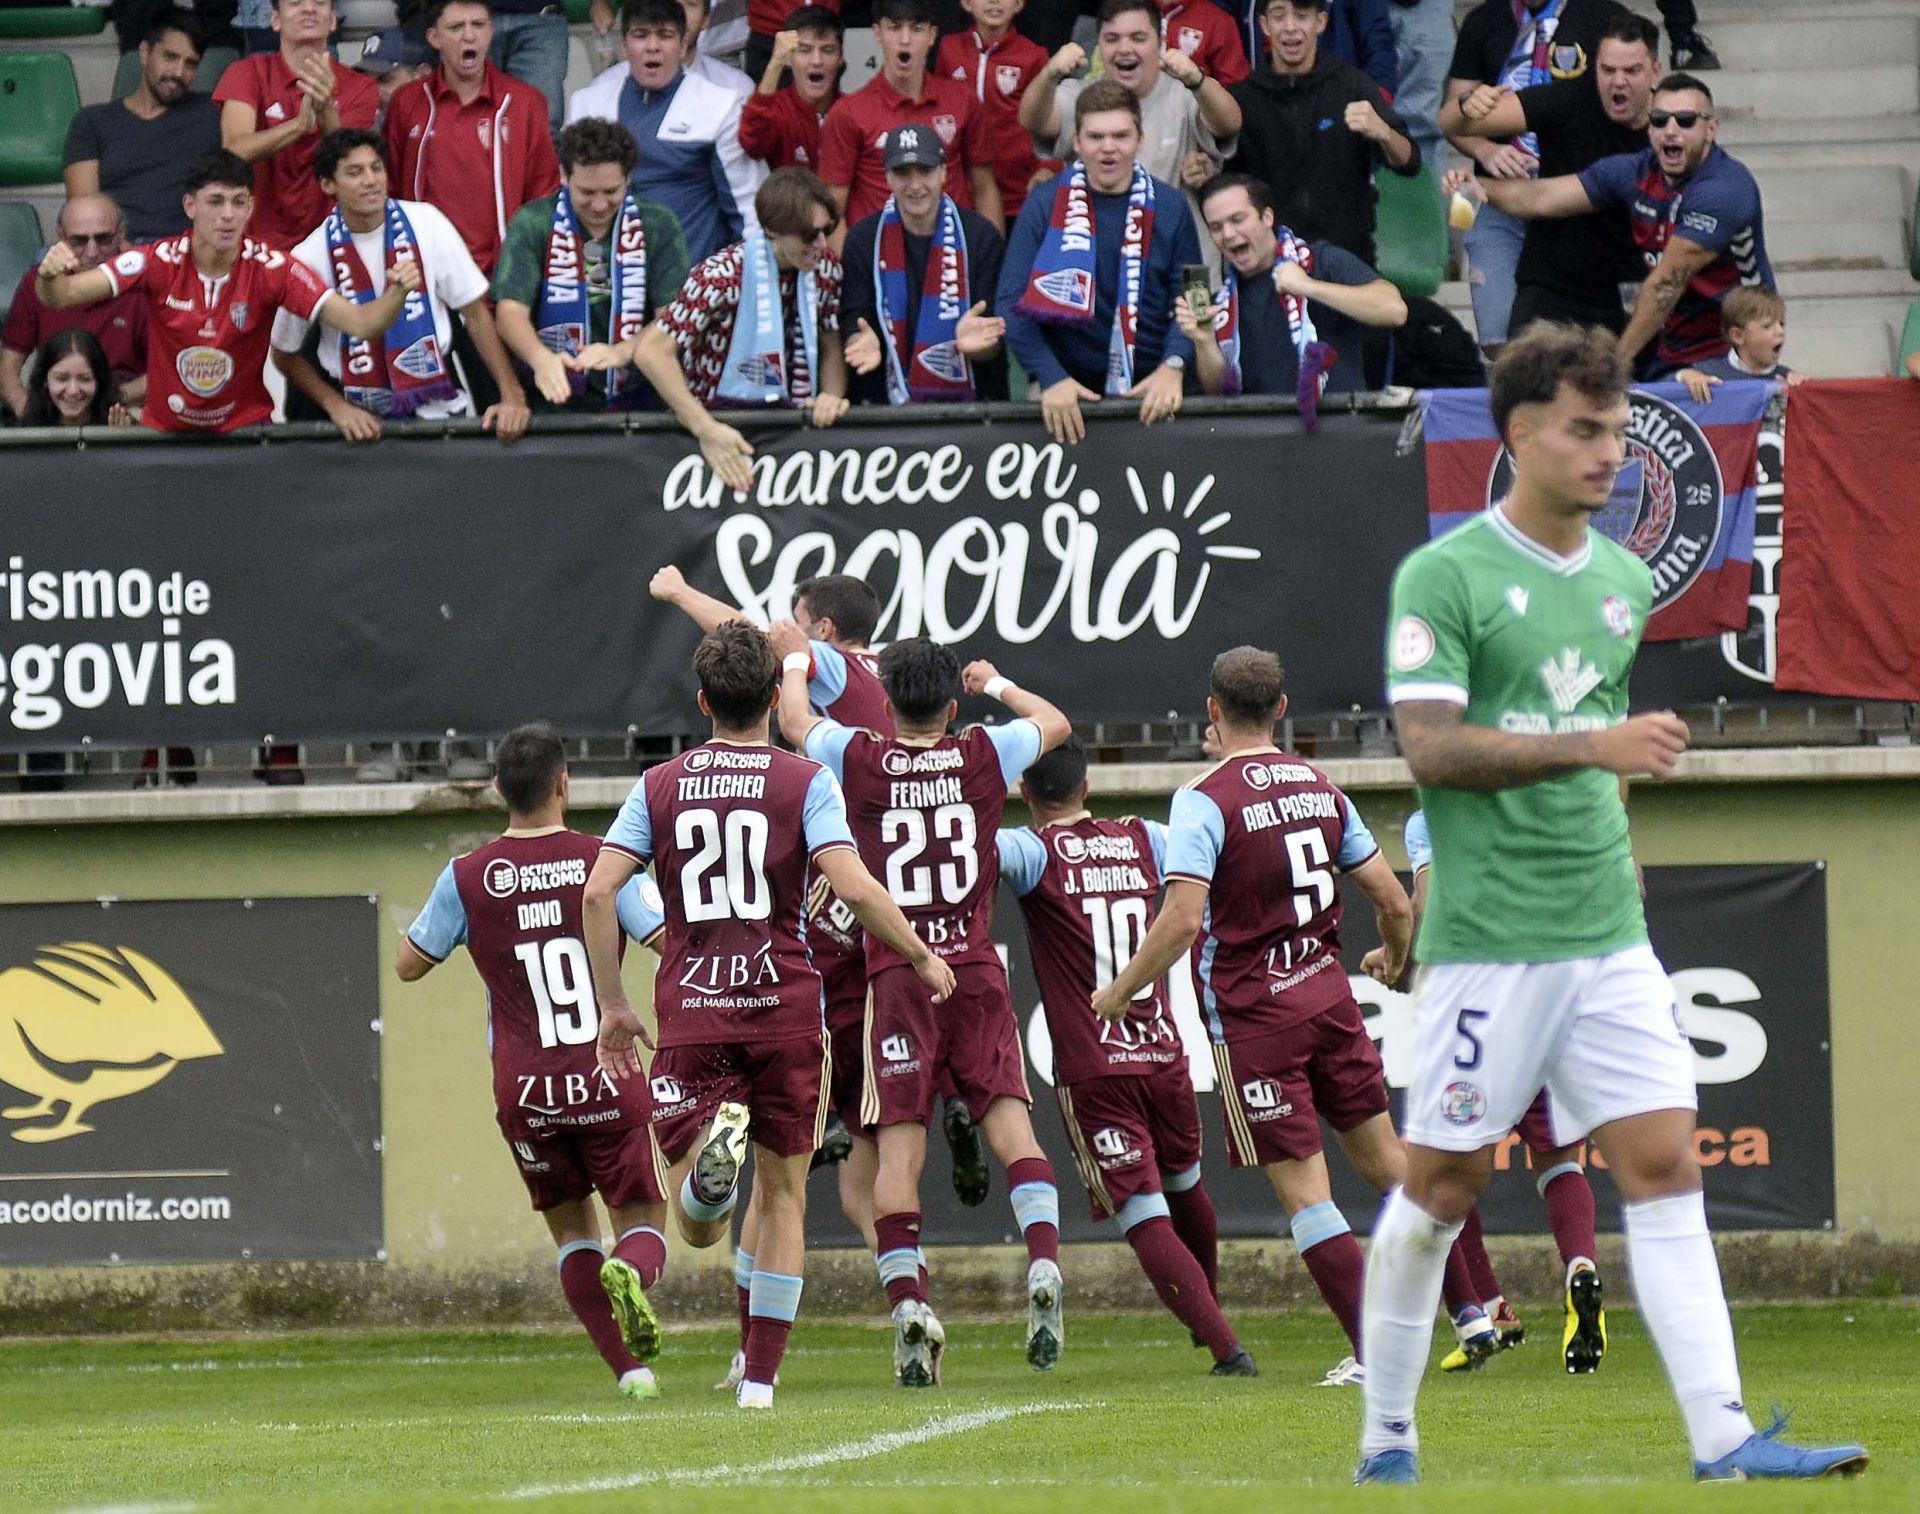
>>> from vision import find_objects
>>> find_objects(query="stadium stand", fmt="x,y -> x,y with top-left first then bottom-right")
0,6 -> 107,40
0,51 -> 80,187
0,198 -> 40,320
110,46 -> 240,101
1372,162 -> 1448,301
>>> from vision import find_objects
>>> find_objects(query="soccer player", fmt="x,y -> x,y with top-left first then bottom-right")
1399,809 -> 1606,1376
396,722 -> 674,1402
585,621 -> 954,1409
34,151 -> 421,433
779,639 -> 1072,1385
1091,645 -> 1416,1386
1356,323 -> 1867,1484
998,736 -> 1255,1376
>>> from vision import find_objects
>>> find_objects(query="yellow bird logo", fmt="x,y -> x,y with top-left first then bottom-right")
0,943 -> 224,1144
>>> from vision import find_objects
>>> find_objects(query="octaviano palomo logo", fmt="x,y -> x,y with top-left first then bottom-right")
1539,648 -> 1604,715
0,943 -> 223,1143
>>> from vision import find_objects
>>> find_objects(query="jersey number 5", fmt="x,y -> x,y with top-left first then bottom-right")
678,808 -> 772,922
1285,828 -> 1336,926
513,937 -> 598,1049
883,803 -> 978,907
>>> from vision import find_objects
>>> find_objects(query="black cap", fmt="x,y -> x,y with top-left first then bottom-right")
882,124 -> 946,171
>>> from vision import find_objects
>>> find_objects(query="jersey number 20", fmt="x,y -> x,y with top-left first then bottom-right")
678,808 -> 772,921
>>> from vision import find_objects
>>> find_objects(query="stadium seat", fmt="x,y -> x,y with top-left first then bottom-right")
113,46 -> 240,100
0,52 -> 83,187
1900,299 -> 1920,373
564,0 -> 593,19
1373,165 -> 1448,301
0,7 -> 107,39
0,200 -> 44,323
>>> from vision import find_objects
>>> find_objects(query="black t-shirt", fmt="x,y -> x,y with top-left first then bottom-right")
62,96 -> 223,243
1512,77 -> 1646,306
1448,0 -> 1630,86
840,204 -> 1009,406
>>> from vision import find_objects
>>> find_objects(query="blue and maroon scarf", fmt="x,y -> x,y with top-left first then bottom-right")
1213,227 -> 1337,430
1017,159 -> 1154,395
325,198 -> 458,417
875,192 -> 972,404
534,185 -> 649,405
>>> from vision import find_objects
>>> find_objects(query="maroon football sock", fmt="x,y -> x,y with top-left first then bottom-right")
1441,1234 -> 1480,1318
1165,1182 -> 1221,1298
1457,1206 -> 1502,1305
558,1244 -> 638,1378
744,1316 -> 793,1387
873,1210 -> 925,1305
1543,1167 -> 1599,1269
1127,1215 -> 1238,1362
612,1225 -> 667,1290
1006,1156 -> 1060,1265
1301,1232 -> 1367,1355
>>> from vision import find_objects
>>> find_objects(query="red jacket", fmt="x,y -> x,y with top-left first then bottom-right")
933,29 -> 1055,220
739,85 -> 839,172
384,63 -> 562,276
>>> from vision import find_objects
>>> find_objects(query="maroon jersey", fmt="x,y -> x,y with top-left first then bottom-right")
438,829 -> 645,1141
807,639 -> 893,733
804,869 -> 865,1007
605,741 -> 855,1048
812,721 -> 1039,974
1003,815 -> 1182,1082
1164,751 -> 1379,1040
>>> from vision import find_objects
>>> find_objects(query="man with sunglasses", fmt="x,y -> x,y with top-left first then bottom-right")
1447,73 -> 1770,376
1,194 -> 148,419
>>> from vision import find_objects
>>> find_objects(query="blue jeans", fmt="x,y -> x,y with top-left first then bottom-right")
1464,201 -> 1526,348
1388,0 -> 1454,178
491,10 -> 570,139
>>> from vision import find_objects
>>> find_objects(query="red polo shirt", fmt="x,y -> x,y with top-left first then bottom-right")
935,28 -> 1057,221
749,0 -> 839,38
214,52 -> 379,248
3,264 -> 148,382
817,72 -> 993,225
739,85 -> 838,172
385,63 -> 562,276
1160,0 -> 1250,88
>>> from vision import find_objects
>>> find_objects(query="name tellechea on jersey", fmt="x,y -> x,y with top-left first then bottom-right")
1386,508 -> 1652,965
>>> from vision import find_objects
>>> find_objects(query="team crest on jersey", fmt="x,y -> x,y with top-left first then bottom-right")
1176,26 -> 1203,54
1440,1080 -> 1486,1126
684,747 -> 715,773
1602,594 -> 1634,638
1548,42 -> 1587,78
482,857 -> 519,899
932,114 -> 958,144
230,303 -> 250,332
1488,390 -> 1724,617
1053,832 -> 1088,863
996,64 -> 1023,95
175,345 -> 234,397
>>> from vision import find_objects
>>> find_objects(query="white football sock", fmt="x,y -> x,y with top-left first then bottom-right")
1623,1190 -> 1754,1463
1359,1187 -> 1462,1457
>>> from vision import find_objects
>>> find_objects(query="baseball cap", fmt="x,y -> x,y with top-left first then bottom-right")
354,28 -> 434,74
882,125 -> 946,171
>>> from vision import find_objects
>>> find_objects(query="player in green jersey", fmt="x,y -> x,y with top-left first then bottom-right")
1354,325 -> 1868,1486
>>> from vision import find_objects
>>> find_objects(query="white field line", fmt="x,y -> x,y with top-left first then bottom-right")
504,1400 -> 1103,1499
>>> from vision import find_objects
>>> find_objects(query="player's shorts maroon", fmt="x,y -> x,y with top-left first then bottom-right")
1212,994 -> 1389,1167
824,989 -> 870,1133
500,1120 -> 666,1213
1056,1061 -> 1203,1221
863,960 -> 1031,1127
1516,1089 -> 1572,1152
648,1033 -> 830,1161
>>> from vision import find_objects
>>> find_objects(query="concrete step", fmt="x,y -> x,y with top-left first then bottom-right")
1752,165 -> 1912,221
1710,66 -> 1920,122
1639,15 -> 1920,69
1770,218 -> 1911,270
1440,268 -> 1920,305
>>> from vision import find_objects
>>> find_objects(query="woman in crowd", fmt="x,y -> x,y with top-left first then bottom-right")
17,330 -> 135,428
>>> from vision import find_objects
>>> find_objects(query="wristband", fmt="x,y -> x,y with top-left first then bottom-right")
983,675 -> 1014,701
782,652 -> 811,675
1184,72 -> 1204,92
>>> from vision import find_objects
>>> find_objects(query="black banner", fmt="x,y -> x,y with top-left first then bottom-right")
0,400 -> 1799,754
0,898 -> 383,1265
816,862 -> 1833,1247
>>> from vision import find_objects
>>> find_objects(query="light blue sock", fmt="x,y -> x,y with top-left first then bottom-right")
680,1171 -> 738,1224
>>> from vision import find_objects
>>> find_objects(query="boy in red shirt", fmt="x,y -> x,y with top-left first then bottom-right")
935,0 -> 1056,221
1158,0 -> 1249,88
740,7 -> 845,172
37,151 -> 419,432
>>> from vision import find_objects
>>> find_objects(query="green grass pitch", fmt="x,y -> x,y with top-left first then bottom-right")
4,1303 -> 1914,1512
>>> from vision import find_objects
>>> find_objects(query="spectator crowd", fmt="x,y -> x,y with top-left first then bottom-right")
5,0 -> 1827,466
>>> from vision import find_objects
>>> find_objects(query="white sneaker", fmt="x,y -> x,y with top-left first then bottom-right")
736,1379 -> 774,1410
714,1349 -> 747,1390
1026,1258 -> 1064,1371
692,1101 -> 752,1209
1316,1354 -> 1365,1388
892,1299 -> 937,1388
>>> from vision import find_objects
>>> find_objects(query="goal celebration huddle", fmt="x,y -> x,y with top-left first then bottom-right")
397,326 -> 1867,1484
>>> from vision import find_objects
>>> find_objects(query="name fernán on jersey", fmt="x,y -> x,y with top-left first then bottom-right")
890,774 -> 965,808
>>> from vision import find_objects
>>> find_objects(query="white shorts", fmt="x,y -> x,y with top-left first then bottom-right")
1399,944 -> 1698,1154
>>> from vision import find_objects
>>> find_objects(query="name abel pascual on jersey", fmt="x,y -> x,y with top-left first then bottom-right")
0,561 -> 234,733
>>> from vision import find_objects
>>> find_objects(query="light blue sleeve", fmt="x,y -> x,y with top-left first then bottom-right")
1143,819 -> 1169,876
802,764 -> 857,853
985,717 -> 1044,785
997,828 -> 1048,896
1403,810 -> 1432,875
1162,787 -> 1226,884
808,639 -> 848,712
615,873 -> 666,944
603,777 -> 654,861
802,717 -> 856,779
1336,789 -> 1380,870
405,863 -> 468,961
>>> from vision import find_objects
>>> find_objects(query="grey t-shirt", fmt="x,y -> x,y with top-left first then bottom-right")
63,96 -> 224,243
